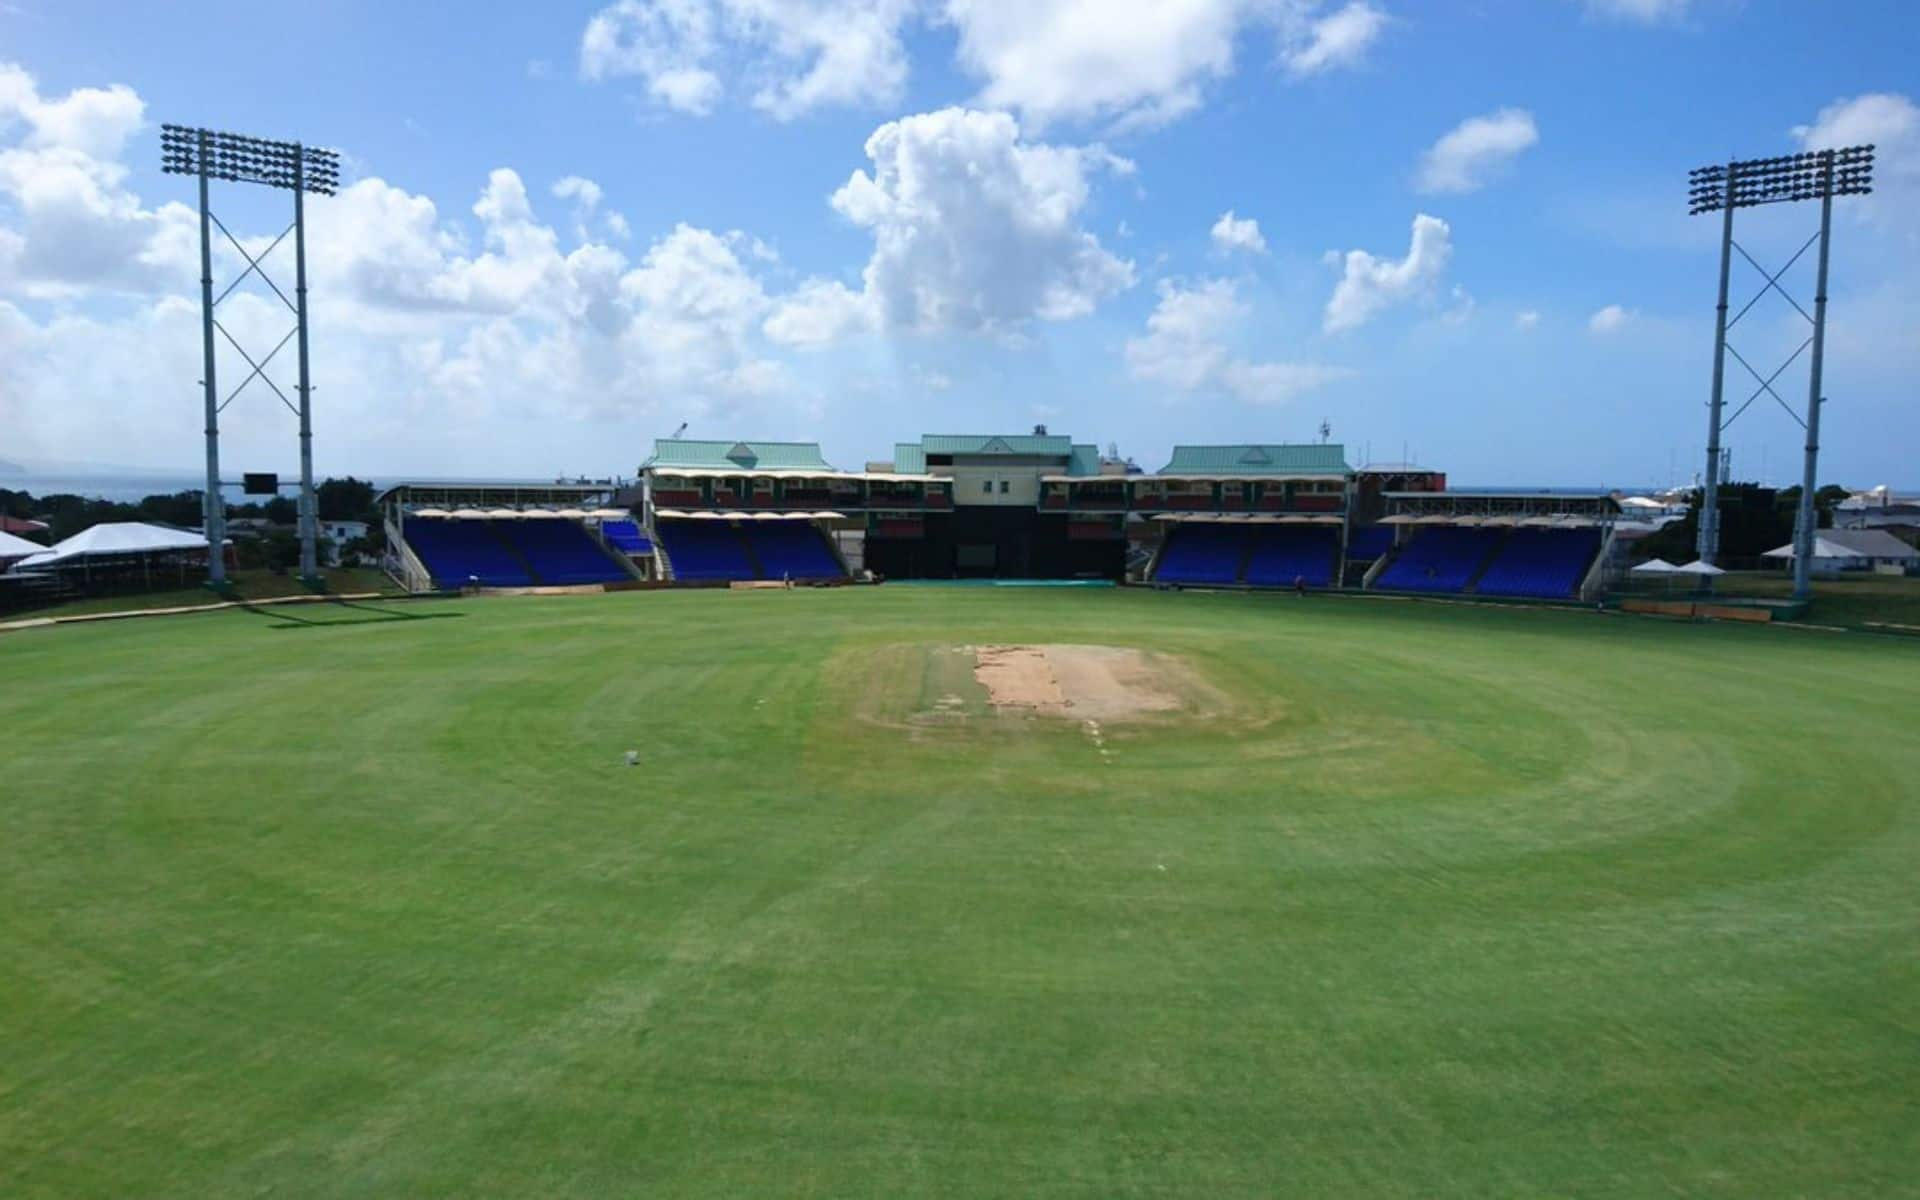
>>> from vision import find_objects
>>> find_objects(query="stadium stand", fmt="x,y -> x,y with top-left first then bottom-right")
1346,525 -> 1394,561
743,522 -> 845,580
496,520 -> 631,585
652,520 -> 753,581
655,520 -> 847,582
1474,529 -> 1601,599
1244,526 -> 1339,587
1154,523 -> 1247,585
1375,527 -> 1503,593
600,519 -> 650,554
404,520 -> 533,587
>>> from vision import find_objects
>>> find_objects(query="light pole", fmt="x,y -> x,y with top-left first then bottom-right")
1687,144 -> 1872,600
161,124 -> 339,586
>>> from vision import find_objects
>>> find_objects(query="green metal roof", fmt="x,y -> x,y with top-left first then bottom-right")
913,433 -> 1077,457
642,438 -> 833,471
892,443 -> 927,474
1159,443 -> 1352,475
1068,444 -> 1101,477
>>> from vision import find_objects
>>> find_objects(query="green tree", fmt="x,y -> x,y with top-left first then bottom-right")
318,476 -> 376,522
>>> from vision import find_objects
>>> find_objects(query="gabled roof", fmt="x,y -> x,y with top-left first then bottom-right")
1161,444 -> 1352,475
913,433 -> 1076,457
1824,528 -> 1920,558
0,529 -> 45,558
642,438 -> 833,471
16,521 -> 210,568
1765,528 -> 1920,560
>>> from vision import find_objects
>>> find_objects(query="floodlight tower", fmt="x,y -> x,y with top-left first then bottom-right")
1688,144 -> 1873,599
161,124 -> 340,585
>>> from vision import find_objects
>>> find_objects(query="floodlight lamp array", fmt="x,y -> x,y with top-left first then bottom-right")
1688,144 -> 1874,214
160,124 -> 341,195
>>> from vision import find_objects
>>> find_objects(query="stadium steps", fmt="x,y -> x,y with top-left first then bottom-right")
488,522 -> 545,585
1233,536 -> 1257,585
735,528 -> 767,580
1461,531 -> 1513,595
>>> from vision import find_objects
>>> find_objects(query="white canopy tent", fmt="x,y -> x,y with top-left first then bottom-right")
1629,558 -> 1681,575
14,522 -> 212,570
0,529 -> 46,562
1675,559 -> 1726,577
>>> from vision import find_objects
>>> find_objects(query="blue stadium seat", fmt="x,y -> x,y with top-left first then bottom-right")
743,522 -> 844,580
1346,526 -> 1394,560
600,519 -> 651,554
497,520 -> 631,585
1375,527 -> 1503,593
1474,529 -> 1601,599
656,520 -> 755,581
404,520 -> 533,588
1244,526 -> 1338,587
1154,523 -> 1245,585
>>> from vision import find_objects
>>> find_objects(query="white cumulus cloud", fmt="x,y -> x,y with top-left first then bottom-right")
1127,277 -> 1350,404
1282,2 -> 1387,77
1416,108 -> 1538,194
1583,0 -> 1689,23
1210,210 -> 1267,255
944,0 -> 1249,130
825,107 -> 1135,335
579,0 -> 914,120
1323,213 -> 1452,332
1588,303 -> 1632,333
0,62 -> 196,298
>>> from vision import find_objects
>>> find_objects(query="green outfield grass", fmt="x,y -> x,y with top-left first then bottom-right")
3,588 -> 1917,1197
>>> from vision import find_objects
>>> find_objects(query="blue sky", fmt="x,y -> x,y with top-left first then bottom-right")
2,0 -> 1915,486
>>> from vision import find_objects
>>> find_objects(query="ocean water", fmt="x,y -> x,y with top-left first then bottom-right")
0,473 -> 319,505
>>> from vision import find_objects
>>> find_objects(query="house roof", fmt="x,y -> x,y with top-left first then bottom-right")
1822,528 -> 1918,558
0,514 -> 49,533
1764,528 -> 1919,560
915,433 -> 1076,457
642,438 -> 834,471
1160,444 -> 1353,475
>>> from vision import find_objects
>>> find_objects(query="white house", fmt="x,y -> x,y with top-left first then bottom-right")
1763,528 -> 1920,574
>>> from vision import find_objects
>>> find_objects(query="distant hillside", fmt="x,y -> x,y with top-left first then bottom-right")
0,459 -> 24,475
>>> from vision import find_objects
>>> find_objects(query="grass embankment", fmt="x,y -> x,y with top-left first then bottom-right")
3,588 -> 1916,1196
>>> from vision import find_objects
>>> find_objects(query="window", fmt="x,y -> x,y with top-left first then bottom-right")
982,480 -> 994,495
999,480 -> 1010,494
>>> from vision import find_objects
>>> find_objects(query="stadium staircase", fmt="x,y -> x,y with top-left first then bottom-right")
736,530 -> 767,580
1473,529 -> 1603,600
489,526 -> 543,584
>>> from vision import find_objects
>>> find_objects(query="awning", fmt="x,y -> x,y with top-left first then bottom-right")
589,508 -> 630,519
12,521 -> 212,569
412,507 -> 451,518
1378,514 -> 1418,526
1675,559 -> 1726,576
0,529 -> 48,558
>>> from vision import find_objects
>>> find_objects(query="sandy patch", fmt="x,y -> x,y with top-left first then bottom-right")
971,644 -> 1185,721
